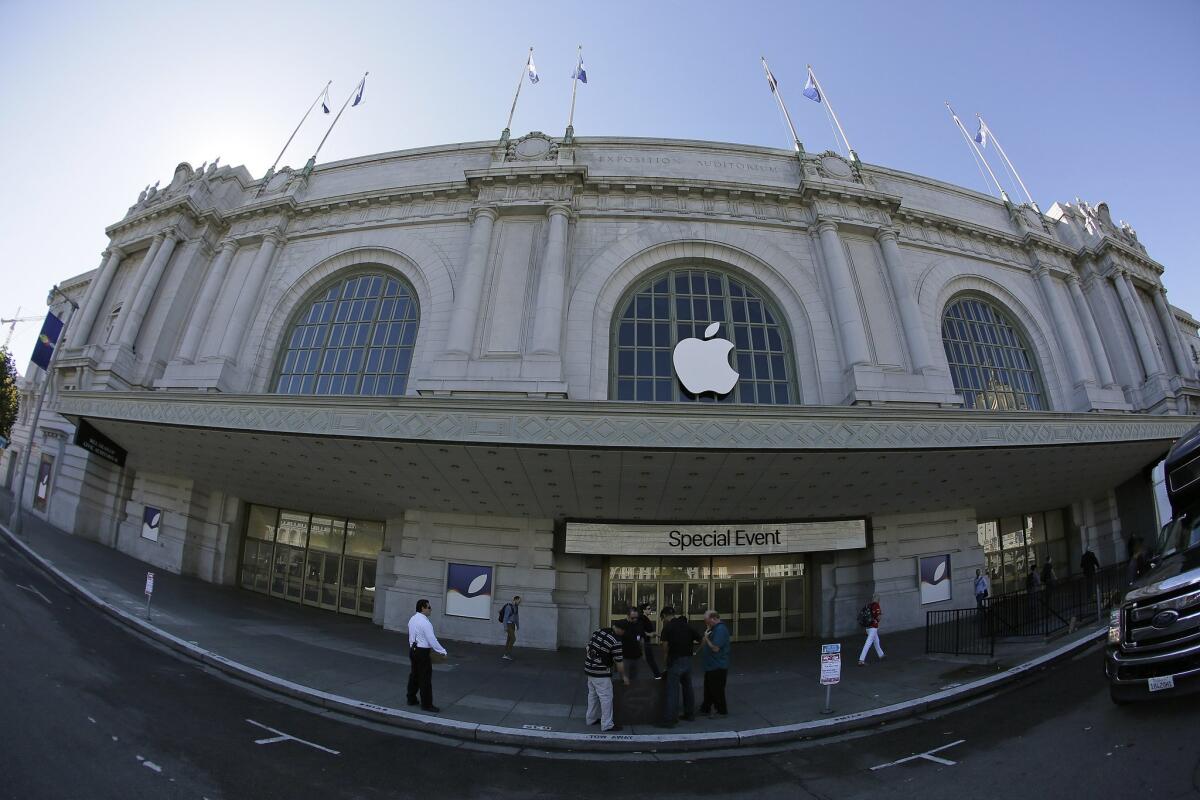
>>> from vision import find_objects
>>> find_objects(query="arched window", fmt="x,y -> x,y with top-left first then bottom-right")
611,266 -> 796,404
941,296 -> 1046,410
274,271 -> 419,396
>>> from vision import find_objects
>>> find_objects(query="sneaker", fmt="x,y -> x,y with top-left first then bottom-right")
858,660 -> 866,666
602,725 -> 623,732
501,654 -> 513,661
421,705 -> 441,713
406,699 -> 419,706
653,674 -> 664,680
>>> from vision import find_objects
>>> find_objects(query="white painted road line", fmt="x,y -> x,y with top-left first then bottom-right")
870,739 -> 966,771
15,583 -> 52,605
245,719 -> 340,755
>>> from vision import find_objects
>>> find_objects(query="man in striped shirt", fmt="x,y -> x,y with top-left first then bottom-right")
584,619 -> 630,732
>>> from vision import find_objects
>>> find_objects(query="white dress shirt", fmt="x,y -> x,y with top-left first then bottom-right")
407,611 -> 447,655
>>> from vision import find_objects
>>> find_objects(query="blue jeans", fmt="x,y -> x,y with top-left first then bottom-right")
663,657 -> 694,722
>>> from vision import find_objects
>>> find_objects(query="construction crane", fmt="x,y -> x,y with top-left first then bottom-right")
2,307 -> 42,349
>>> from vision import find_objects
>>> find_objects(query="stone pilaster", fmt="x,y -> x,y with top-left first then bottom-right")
73,246 -> 125,346
443,207 -> 498,358
117,228 -> 179,350
218,230 -> 282,362
1065,273 -> 1116,388
875,227 -> 934,373
815,218 -> 870,369
530,205 -> 571,356
176,237 -> 238,364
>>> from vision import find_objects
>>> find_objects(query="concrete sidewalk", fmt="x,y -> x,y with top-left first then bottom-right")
0,490 -> 1103,752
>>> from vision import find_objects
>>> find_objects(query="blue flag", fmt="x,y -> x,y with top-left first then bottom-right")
31,311 -> 63,371
321,86 -> 331,114
527,53 -> 540,84
352,75 -> 367,107
803,73 -> 821,103
572,55 -> 587,84
974,120 -> 988,148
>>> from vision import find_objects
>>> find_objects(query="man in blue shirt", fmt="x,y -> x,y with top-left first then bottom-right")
500,595 -> 521,660
699,610 -> 731,717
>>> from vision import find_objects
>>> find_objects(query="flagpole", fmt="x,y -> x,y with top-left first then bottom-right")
502,48 -> 533,143
761,57 -> 804,155
977,115 -> 1039,212
267,80 -> 332,177
807,65 -> 858,164
565,45 -> 582,142
8,287 -> 77,536
946,103 -> 1009,202
305,72 -> 368,175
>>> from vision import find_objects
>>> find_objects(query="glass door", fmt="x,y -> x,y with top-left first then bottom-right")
686,581 -> 710,637
735,581 -> 759,641
783,576 -> 806,635
761,579 -> 783,639
610,581 -> 634,627
304,516 -> 346,610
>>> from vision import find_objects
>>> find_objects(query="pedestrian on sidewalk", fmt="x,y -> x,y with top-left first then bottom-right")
656,606 -> 700,727
584,619 -> 629,732
698,610 -> 731,718
974,569 -> 990,610
499,595 -> 520,660
1041,558 -> 1057,615
619,606 -> 647,681
857,595 -> 884,665
407,598 -> 448,713
1080,549 -> 1100,594
638,604 -> 663,679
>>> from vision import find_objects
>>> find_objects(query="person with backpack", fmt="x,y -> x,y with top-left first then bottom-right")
857,595 -> 884,665
499,595 -> 521,660
584,619 -> 630,732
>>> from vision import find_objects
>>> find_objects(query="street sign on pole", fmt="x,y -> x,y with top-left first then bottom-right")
820,642 -> 841,714
144,571 -> 154,619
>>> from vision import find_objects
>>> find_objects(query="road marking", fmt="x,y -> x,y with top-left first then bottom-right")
870,739 -> 966,771
15,583 -> 52,605
245,719 -> 340,755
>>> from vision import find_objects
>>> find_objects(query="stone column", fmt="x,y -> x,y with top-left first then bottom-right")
875,228 -> 935,372
816,219 -> 871,368
1033,265 -> 1092,386
110,234 -> 163,345
218,230 -> 282,361
1128,274 -> 1169,377
1114,270 -> 1164,379
530,205 -> 571,355
444,207 -> 498,357
1065,274 -> 1116,388
177,237 -> 239,363
117,228 -> 179,350
1152,288 -> 1196,379
73,246 -> 125,346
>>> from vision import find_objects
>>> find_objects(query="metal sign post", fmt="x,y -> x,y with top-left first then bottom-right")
144,571 -> 154,620
820,642 -> 841,714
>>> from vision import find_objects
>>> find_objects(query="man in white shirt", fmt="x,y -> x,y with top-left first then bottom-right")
407,598 -> 448,712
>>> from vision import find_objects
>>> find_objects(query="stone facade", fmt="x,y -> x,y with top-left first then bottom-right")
6,134 -> 1199,647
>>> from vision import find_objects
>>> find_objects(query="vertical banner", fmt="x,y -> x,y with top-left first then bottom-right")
445,563 -> 494,619
30,312 -> 64,371
142,506 -> 162,542
919,554 -> 953,604
33,454 -> 54,511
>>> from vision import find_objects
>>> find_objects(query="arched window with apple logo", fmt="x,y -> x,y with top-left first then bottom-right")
610,267 -> 797,404
940,295 -> 1047,410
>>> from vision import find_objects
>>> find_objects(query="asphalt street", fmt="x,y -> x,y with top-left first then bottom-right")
1,533 -> 1197,800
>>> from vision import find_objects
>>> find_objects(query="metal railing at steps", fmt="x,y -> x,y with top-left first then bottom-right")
925,563 -> 1127,657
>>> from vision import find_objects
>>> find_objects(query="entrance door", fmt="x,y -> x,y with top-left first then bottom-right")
712,581 -> 735,627
761,579 -> 784,639
735,581 -> 759,641
783,576 -> 806,635
686,581 -> 709,637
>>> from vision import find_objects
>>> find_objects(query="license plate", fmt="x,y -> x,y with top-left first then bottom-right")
1148,675 -> 1175,692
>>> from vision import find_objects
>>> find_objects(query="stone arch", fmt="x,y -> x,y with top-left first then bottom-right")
922,265 -> 1067,411
248,245 -> 448,394
566,222 -> 837,404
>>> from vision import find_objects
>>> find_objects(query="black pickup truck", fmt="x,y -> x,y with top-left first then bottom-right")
1106,423 -> 1200,703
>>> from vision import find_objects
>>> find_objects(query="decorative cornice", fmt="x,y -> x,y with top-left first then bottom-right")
57,392 -> 1195,453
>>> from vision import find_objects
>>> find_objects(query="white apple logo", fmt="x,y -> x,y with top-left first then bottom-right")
672,322 -> 740,395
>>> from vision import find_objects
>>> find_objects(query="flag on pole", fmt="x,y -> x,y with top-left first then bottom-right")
974,119 -> 988,148
764,62 -> 779,93
803,72 -> 821,103
527,53 -> 540,84
571,54 -> 587,84
352,74 -> 367,107
321,85 -> 331,114
30,311 -> 64,371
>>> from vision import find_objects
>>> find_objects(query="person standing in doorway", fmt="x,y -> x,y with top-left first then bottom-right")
619,606 -> 646,681
500,595 -> 521,660
857,595 -> 884,665
638,604 -> 663,679
584,619 -> 629,732
698,610 -> 731,718
656,606 -> 701,727
407,598 -> 448,713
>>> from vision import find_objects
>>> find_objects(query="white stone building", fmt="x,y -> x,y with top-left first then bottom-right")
6,133 -> 1198,648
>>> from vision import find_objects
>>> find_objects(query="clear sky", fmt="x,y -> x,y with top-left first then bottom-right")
1,0 -> 1197,376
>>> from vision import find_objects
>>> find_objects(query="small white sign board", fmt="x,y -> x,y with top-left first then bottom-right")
820,643 -> 841,686
144,572 -> 155,596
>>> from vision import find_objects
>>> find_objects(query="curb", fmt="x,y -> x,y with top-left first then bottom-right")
0,523 -> 1105,754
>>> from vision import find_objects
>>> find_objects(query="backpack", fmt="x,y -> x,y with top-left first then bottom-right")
498,603 -> 511,623
856,604 -> 873,628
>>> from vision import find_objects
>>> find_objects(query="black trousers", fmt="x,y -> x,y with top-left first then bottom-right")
407,646 -> 434,707
700,668 -> 728,714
